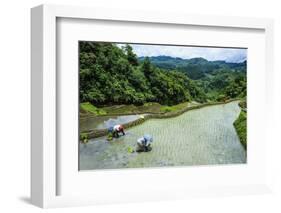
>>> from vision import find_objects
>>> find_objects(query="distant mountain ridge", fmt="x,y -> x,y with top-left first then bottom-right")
138,56 -> 246,68
138,55 -> 246,80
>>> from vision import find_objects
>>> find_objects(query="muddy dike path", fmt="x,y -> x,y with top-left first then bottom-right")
79,101 -> 246,170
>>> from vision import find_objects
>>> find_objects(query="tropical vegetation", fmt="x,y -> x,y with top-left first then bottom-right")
79,41 -> 247,147
80,42 -> 246,108
234,100 -> 247,149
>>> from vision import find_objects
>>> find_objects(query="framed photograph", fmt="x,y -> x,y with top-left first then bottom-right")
78,41 -> 247,171
31,4 -> 274,208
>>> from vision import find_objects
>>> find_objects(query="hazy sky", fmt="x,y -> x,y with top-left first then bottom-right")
118,43 -> 247,63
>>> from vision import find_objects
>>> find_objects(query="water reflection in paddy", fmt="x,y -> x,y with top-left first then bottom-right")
80,114 -> 146,131
79,101 -> 246,170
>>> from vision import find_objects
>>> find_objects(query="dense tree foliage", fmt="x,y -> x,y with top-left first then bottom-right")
79,42 -> 206,106
80,42 -> 246,106
141,55 -> 247,102
139,56 -> 246,76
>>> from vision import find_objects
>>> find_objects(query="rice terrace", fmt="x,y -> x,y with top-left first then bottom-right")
79,42 -> 247,170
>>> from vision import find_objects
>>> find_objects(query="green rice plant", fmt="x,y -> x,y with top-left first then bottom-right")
107,132 -> 113,141
80,132 -> 89,144
127,146 -> 134,153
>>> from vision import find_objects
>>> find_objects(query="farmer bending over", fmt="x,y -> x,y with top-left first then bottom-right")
136,135 -> 153,152
112,124 -> 125,138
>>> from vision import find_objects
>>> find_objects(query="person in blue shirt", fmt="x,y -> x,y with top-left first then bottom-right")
136,135 -> 153,152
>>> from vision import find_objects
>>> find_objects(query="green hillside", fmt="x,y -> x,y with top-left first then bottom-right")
139,55 -> 247,101
80,42 -> 246,106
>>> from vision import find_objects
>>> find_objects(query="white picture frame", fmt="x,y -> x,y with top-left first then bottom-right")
31,4 -> 274,208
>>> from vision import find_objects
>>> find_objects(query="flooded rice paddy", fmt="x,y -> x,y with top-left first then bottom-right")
80,114 -> 146,131
79,101 -> 246,170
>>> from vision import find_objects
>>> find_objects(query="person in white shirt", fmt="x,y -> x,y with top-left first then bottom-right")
136,135 -> 153,152
112,124 -> 125,138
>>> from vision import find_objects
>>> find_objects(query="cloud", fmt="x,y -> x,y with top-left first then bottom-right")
117,43 -> 247,63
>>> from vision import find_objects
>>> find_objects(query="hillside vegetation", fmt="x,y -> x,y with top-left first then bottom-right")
80,42 -> 206,106
80,42 -> 246,108
234,100 -> 247,149
139,55 -> 246,101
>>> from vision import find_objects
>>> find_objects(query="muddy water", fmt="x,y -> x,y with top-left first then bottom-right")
80,114 -> 146,131
79,101 -> 246,170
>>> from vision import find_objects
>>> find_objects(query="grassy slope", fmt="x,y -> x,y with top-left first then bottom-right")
81,101 -> 198,116
101,102 -> 162,115
234,110 -> 247,149
160,102 -> 189,113
80,102 -> 107,116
